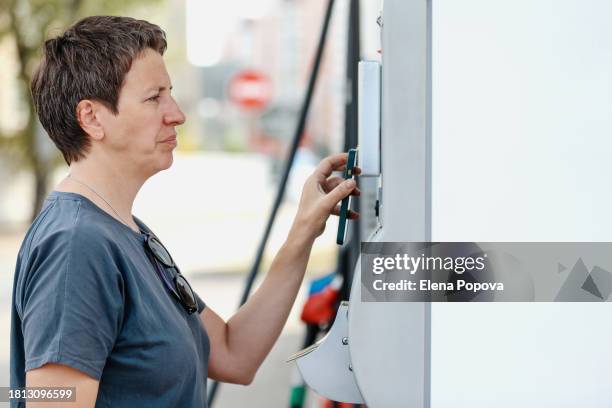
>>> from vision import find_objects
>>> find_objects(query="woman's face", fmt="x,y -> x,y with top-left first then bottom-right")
97,48 -> 186,177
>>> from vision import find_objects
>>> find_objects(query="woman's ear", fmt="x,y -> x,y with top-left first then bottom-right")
76,99 -> 104,141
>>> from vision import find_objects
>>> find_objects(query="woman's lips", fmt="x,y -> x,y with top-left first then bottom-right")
160,135 -> 177,145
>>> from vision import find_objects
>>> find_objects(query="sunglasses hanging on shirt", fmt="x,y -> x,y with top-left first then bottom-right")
143,232 -> 198,315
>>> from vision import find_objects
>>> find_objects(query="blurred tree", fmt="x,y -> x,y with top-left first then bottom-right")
0,0 -> 158,221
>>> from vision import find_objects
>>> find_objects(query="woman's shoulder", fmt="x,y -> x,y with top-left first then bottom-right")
20,191 -> 137,261
13,192 -> 133,311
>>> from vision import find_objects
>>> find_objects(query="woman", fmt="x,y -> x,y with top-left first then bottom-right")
10,16 -> 359,407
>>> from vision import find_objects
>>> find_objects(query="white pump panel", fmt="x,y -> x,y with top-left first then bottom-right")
358,61 -> 381,177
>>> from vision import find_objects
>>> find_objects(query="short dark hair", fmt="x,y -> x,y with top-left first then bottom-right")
31,16 -> 167,164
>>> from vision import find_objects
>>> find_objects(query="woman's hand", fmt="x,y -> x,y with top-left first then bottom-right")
290,152 -> 361,242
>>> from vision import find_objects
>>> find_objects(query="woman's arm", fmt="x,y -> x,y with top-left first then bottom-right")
26,364 -> 99,407
201,153 -> 359,385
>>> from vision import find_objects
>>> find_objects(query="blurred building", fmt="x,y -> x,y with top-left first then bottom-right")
184,0 -> 349,158
0,0 -> 356,224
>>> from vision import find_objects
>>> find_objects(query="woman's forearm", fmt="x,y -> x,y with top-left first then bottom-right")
224,226 -> 314,380
218,153 -> 358,382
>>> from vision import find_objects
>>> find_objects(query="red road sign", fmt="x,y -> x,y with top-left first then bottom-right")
228,69 -> 272,111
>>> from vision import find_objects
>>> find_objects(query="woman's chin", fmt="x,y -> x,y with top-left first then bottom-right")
148,151 -> 174,174
159,152 -> 174,171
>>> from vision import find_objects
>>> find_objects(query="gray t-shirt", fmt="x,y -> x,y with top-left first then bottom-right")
10,191 -> 210,407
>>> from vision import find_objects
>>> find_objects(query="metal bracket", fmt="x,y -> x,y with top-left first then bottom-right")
287,301 -> 364,403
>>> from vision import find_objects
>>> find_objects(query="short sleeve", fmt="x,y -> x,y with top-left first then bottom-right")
193,290 -> 206,314
19,225 -> 124,380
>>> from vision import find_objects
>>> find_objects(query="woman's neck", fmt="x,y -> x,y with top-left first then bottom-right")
56,159 -> 146,232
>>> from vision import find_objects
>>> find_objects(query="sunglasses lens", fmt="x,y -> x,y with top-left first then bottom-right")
175,275 -> 197,312
145,234 -> 196,314
148,236 -> 173,266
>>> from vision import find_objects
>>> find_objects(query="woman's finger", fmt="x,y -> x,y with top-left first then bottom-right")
331,204 -> 341,216
348,210 -> 360,220
331,205 -> 360,220
331,165 -> 362,176
323,176 -> 345,192
314,153 -> 348,180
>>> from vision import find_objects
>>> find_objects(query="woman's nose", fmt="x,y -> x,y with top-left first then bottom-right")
164,97 -> 186,126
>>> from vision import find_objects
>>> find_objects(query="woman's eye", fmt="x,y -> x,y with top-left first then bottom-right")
147,95 -> 161,102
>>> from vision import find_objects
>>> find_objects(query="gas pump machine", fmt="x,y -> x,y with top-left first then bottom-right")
289,1 -> 433,406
